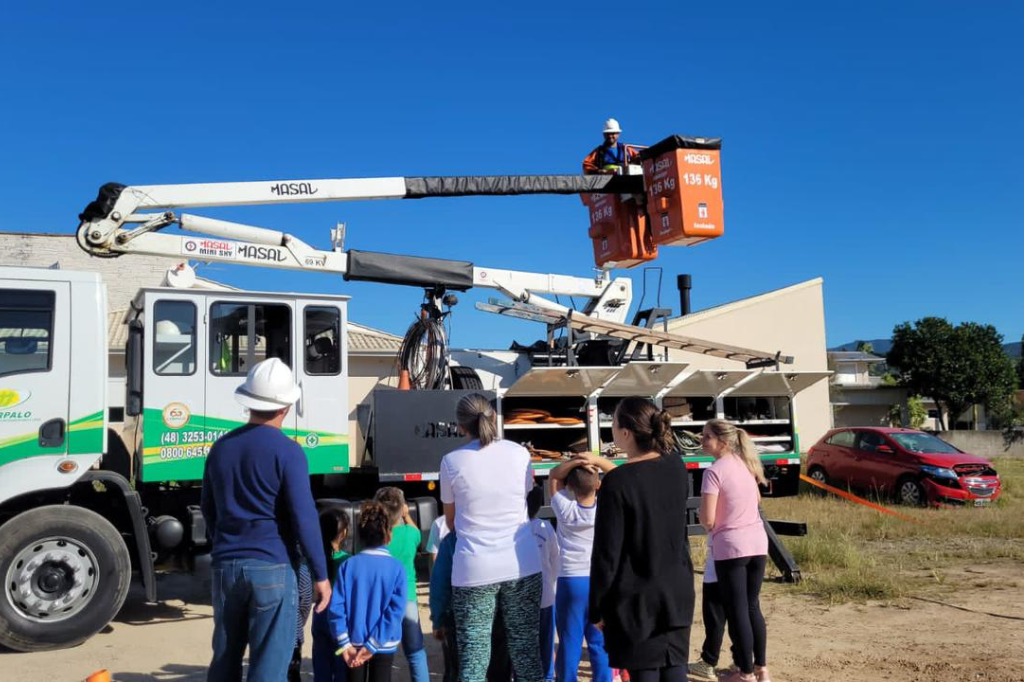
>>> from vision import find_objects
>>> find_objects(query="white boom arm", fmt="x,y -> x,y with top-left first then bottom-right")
76,181 -> 633,320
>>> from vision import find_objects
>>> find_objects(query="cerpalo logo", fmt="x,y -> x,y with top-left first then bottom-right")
162,402 -> 191,429
0,388 -> 32,420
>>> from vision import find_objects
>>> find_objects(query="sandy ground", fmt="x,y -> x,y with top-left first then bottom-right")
3,560 -> 1023,682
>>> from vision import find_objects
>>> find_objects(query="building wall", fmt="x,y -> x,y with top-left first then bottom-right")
348,355 -> 398,466
0,233 -> 184,312
667,279 -> 831,450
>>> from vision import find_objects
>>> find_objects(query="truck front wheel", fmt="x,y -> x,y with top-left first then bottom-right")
0,505 -> 131,651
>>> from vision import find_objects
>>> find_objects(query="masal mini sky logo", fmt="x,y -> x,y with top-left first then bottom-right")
0,388 -> 31,409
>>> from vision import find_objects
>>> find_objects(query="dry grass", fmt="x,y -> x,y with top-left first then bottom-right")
749,457 -> 1024,604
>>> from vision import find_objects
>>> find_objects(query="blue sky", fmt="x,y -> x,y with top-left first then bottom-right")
2,2 -> 1021,351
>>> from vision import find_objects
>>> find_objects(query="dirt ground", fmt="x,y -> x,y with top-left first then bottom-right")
3,560 -> 1023,682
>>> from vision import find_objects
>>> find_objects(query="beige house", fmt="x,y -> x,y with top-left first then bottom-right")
667,278 -> 831,449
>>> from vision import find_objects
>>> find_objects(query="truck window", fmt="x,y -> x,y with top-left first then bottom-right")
304,307 -> 341,375
153,300 -> 197,375
0,290 -> 54,377
210,302 -> 291,376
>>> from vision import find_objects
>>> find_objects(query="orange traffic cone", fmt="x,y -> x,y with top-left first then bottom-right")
398,369 -> 411,391
86,670 -> 111,682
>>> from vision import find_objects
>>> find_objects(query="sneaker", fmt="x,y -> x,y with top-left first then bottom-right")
688,660 -> 716,681
717,672 -> 756,682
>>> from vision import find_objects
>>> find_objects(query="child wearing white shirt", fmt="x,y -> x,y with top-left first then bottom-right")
549,460 -> 611,682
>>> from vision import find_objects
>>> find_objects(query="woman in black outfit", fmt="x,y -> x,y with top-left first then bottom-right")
582,397 -> 695,682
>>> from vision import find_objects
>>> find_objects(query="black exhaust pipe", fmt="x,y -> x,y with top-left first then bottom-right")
677,274 -> 692,316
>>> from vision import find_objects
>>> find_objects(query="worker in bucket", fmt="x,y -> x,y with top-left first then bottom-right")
201,357 -> 332,681
582,118 -> 639,174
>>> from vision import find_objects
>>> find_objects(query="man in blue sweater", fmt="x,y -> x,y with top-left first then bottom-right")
201,358 -> 331,681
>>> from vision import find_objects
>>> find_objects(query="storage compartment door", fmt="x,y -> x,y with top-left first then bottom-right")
503,367 -> 619,397
598,362 -> 688,397
663,369 -> 754,398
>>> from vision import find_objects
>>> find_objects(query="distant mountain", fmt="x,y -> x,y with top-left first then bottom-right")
830,338 -> 892,355
831,338 -> 1021,359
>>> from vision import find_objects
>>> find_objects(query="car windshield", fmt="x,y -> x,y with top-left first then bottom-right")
890,432 -> 960,454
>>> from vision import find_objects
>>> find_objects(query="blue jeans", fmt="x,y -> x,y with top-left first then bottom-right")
555,576 -> 611,682
402,599 -> 429,682
209,559 -> 297,682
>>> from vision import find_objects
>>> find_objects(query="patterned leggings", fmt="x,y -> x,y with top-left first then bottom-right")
452,572 -> 543,682
295,560 -> 312,646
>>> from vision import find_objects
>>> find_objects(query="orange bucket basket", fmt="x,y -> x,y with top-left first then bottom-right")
638,135 -> 724,247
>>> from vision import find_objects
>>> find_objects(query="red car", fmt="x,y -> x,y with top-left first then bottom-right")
806,427 -> 1001,506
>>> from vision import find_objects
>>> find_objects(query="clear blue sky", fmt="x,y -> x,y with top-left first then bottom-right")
2,2 -> 1021,351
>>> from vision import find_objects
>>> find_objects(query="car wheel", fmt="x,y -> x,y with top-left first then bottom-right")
897,477 -> 927,507
807,466 -> 829,494
0,506 -> 131,652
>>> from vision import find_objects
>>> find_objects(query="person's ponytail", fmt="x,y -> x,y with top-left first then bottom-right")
456,393 -> 498,447
705,418 -> 766,485
735,428 -> 767,485
615,397 -> 676,455
650,409 -> 676,456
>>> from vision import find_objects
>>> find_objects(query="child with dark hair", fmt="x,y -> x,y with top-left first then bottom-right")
549,459 -> 611,682
329,500 -> 407,682
313,507 -> 351,682
374,487 -> 429,682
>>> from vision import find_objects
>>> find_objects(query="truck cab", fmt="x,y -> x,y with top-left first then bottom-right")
125,287 -> 351,484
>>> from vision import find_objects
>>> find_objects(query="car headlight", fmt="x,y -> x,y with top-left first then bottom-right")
920,465 -> 958,480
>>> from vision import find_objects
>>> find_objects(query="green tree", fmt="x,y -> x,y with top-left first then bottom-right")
856,340 -> 875,355
907,395 -> 927,430
1017,334 -> 1024,388
887,318 -> 1016,430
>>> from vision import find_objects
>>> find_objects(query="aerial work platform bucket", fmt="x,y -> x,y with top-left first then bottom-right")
638,135 -> 724,247
583,193 -> 657,269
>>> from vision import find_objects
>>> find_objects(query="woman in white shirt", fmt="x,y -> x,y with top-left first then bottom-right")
439,394 -> 543,682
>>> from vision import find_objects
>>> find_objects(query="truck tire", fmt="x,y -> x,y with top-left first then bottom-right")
0,505 -> 132,652
449,366 -> 483,390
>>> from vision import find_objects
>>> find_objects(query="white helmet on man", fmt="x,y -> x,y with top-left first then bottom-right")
234,357 -> 301,412
603,118 -> 622,134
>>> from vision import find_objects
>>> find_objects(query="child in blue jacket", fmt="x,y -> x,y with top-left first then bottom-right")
329,500 -> 407,682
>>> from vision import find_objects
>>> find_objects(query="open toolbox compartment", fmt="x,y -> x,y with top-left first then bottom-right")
500,367 -> 617,467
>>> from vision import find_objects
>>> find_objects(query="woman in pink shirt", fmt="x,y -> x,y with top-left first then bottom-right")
699,419 -> 770,682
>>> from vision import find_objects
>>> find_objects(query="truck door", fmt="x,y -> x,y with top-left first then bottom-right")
295,301 -> 349,474
0,281 -> 70,487
205,298 -> 298,453
140,293 -> 205,483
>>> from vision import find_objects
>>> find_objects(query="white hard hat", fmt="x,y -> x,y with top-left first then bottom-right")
234,357 -> 301,411
155,319 -> 182,337
603,118 -> 622,134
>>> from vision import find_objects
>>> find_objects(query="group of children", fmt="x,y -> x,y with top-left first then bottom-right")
303,470 -> 733,682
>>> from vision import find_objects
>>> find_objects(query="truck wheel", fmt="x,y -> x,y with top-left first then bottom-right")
0,505 -> 131,652
449,366 -> 483,390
